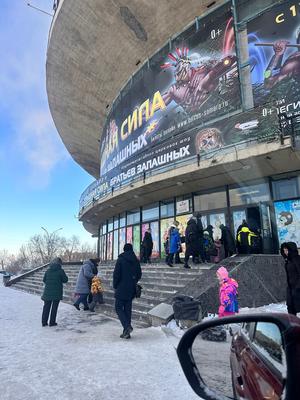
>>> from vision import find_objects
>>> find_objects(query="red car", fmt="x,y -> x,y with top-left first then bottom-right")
230,321 -> 284,400
177,313 -> 300,400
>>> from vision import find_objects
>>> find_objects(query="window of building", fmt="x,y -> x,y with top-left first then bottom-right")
142,203 -> 159,222
113,230 -> 119,259
160,198 -> 175,218
107,218 -> 113,232
113,216 -> 119,230
194,190 -> 227,212
229,182 -> 270,206
253,322 -> 283,365
176,195 -> 192,215
119,212 -> 126,228
127,209 -> 140,225
102,223 -> 107,235
272,177 -> 299,201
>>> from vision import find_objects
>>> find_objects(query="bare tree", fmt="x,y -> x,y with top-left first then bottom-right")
60,235 -> 80,261
0,249 -> 10,271
28,228 -> 63,264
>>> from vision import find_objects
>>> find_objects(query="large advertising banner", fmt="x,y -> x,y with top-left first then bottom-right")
133,225 -> 140,256
209,213 -> 226,240
142,222 -> 159,258
193,105 -> 279,155
126,226 -> 133,244
274,199 -> 300,247
113,230 -> 119,260
119,228 -> 126,254
99,3 -> 240,181
176,214 -> 192,255
107,232 -> 113,260
160,217 -> 174,258
248,1 -> 300,113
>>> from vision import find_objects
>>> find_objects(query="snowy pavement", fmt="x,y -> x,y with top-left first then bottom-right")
0,284 -> 200,400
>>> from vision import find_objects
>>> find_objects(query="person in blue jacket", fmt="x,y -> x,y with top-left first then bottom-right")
167,223 -> 181,267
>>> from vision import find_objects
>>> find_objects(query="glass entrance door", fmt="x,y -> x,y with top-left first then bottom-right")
260,203 -> 273,253
232,204 -> 273,253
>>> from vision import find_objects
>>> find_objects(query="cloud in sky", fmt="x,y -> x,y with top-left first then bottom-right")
17,108 -> 70,188
0,0 -> 69,189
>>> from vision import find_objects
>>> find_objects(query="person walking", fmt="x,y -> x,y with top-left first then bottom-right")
173,221 -> 184,264
113,243 -> 142,339
195,213 -> 206,263
216,266 -> 239,318
167,223 -> 181,267
184,218 -> 201,269
281,242 -> 300,316
41,257 -> 68,327
220,224 -> 236,258
141,228 -> 153,263
73,258 -> 99,311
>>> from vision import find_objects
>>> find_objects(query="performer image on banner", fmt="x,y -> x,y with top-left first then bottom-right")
248,0 -> 300,108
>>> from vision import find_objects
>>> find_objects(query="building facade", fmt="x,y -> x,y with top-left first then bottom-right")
47,0 -> 300,260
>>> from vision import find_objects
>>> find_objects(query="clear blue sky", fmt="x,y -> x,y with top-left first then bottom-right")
0,1 -> 96,253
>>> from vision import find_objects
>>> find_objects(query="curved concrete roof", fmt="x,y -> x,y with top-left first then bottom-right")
46,0 -> 225,178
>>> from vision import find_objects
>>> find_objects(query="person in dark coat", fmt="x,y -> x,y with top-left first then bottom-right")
206,224 -> 214,241
194,213 -> 206,263
141,229 -> 153,263
220,224 -> 236,258
73,258 -> 98,311
184,218 -> 201,269
113,243 -> 142,339
281,242 -> 300,315
41,257 -> 68,327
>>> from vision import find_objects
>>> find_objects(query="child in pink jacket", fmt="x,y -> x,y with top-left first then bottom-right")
216,266 -> 239,317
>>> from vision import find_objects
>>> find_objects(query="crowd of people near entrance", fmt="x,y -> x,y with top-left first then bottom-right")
140,213 -> 264,269
40,230 -> 300,340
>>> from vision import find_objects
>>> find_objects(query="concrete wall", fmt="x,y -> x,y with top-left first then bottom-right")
166,255 -> 286,314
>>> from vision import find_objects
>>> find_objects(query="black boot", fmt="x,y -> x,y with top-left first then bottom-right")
73,303 -> 80,311
184,263 -> 191,269
120,328 -> 131,339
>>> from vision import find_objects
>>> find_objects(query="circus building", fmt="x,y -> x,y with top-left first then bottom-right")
47,0 -> 300,260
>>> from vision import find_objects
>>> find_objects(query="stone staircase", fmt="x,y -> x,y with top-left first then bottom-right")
8,261 -> 212,327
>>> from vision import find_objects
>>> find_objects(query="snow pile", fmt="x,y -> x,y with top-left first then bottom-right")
240,302 -> 287,314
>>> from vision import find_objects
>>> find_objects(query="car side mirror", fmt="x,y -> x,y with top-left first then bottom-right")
177,313 -> 300,400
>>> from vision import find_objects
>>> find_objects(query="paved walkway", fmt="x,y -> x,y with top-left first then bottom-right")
0,284 -> 199,400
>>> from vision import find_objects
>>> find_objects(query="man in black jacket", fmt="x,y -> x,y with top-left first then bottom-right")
220,224 -> 236,258
184,218 -> 201,269
281,242 -> 300,316
113,243 -> 142,339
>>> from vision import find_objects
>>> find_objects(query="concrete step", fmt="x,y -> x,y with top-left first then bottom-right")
9,260 -> 213,328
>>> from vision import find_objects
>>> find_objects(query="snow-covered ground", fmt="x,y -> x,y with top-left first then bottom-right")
0,281 -> 290,400
0,284 -> 200,400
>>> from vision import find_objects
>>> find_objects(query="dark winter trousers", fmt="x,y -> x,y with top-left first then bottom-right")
74,294 -> 89,309
167,252 -> 182,264
184,248 -> 199,265
115,298 -> 132,331
224,249 -> 234,258
89,293 -> 104,311
42,300 -> 60,325
287,288 -> 299,316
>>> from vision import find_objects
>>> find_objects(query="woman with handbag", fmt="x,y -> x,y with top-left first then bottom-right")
113,243 -> 142,339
